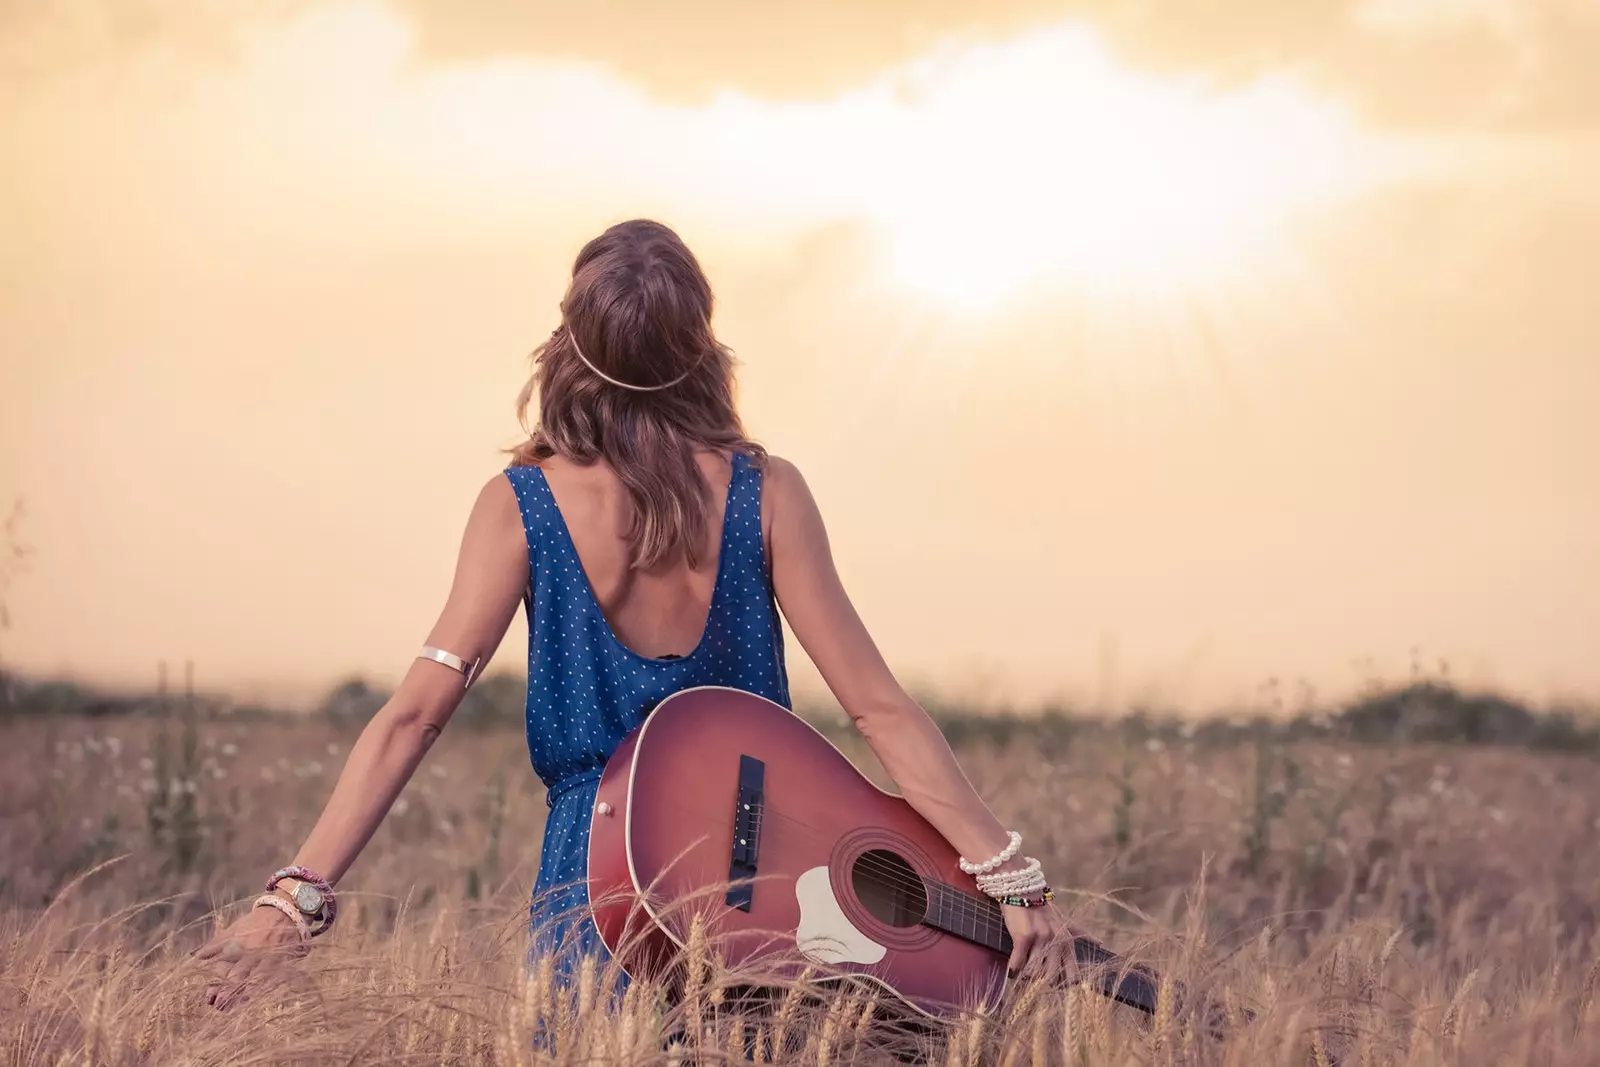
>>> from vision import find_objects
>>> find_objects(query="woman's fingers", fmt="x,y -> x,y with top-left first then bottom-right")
1021,928 -> 1055,981
204,963 -> 233,1006
1020,914 -> 1075,982
212,953 -> 265,1011
195,934 -> 244,962
1007,932 -> 1036,979
199,936 -> 252,1009
1040,931 -> 1077,986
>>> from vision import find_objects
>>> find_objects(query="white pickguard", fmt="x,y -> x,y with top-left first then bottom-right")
794,865 -> 887,965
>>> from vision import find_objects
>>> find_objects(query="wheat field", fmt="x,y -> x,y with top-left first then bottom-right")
4,683 -> 1600,1066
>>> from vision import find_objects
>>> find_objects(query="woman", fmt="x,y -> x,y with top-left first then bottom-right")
196,219 -> 1069,1017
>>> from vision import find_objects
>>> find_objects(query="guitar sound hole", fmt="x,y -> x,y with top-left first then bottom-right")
850,849 -> 927,928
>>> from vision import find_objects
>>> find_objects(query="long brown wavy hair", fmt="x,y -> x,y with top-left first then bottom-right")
508,219 -> 766,570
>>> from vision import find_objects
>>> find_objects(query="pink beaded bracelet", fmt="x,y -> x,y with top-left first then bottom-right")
253,894 -> 310,940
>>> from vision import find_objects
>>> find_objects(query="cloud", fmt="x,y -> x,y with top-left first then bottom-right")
4,0 -> 1597,134
375,0 -> 1600,132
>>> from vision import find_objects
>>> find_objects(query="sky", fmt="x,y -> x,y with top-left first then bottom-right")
1,0 -> 1596,714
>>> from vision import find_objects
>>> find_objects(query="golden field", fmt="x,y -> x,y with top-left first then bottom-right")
3,676 -> 1600,1066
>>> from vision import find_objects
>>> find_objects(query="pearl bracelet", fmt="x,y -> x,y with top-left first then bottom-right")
253,894 -> 310,940
975,856 -> 1044,890
976,857 -> 1048,900
959,830 -> 1022,875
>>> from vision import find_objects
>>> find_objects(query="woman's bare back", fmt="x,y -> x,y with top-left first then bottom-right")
536,451 -> 768,660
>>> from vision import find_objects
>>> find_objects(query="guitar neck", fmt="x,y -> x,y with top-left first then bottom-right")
922,882 -> 1162,1017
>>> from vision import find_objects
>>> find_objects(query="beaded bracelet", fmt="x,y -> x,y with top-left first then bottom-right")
998,887 -> 1055,908
253,893 -> 311,940
959,830 -> 1022,875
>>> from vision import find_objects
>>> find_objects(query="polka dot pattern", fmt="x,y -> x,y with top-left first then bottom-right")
502,452 -> 792,988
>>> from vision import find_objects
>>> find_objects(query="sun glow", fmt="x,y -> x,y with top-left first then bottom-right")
850,29 -> 1374,309
226,7 -> 1387,314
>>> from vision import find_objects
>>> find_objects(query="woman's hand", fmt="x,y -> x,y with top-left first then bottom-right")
194,902 -> 307,1009
1003,901 -> 1079,985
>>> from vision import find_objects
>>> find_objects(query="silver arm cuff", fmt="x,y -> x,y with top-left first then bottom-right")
418,645 -> 479,687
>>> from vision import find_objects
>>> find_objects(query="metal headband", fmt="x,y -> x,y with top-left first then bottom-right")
558,325 -> 701,392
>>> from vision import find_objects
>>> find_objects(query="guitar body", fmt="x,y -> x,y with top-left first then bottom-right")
589,686 -> 1016,1016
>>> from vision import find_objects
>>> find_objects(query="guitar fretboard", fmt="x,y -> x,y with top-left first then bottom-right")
919,881 -> 1165,1019
923,881 -> 1010,953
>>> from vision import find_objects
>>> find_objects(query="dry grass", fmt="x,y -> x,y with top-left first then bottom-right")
4,704 -> 1600,1065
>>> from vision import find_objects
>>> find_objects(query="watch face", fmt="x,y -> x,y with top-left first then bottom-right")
293,884 -> 325,915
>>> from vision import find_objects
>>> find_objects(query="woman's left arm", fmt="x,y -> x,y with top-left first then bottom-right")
197,472 -> 528,1007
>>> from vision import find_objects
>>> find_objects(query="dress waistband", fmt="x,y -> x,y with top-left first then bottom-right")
543,766 -> 604,809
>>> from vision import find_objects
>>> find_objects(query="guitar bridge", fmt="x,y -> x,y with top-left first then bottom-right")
726,754 -> 764,912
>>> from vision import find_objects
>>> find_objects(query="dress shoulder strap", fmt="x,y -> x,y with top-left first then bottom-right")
502,464 -> 553,564
717,452 -> 766,567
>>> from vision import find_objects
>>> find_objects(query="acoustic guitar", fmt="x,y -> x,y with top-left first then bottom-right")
586,686 -> 1169,1020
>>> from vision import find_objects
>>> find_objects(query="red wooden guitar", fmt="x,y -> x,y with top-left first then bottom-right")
586,686 -> 1167,1020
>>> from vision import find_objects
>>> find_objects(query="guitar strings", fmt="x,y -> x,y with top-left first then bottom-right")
681,794 -> 992,924
739,796 -> 1004,940
744,802 -> 1012,941
742,802 -> 1012,942
742,803 -> 998,920
665,796 -> 1011,946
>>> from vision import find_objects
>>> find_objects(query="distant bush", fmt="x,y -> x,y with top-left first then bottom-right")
803,681 -> 1599,755
1329,682 -> 1600,751
315,676 -> 391,725
453,670 -> 529,730
311,670 -> 527,729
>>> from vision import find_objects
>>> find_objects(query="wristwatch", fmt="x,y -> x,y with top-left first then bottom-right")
273,876 -> 327,920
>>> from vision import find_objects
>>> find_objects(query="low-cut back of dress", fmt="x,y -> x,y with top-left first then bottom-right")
503,452 -> 792,988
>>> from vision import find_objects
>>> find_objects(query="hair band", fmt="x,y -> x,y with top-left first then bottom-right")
557,326 -> 700,392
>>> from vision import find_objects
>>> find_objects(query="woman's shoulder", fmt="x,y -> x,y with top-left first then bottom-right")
759,452 -> 799,482
755,453 -> 819,514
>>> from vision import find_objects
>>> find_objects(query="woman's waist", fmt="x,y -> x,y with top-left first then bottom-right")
542,765 -> 604,809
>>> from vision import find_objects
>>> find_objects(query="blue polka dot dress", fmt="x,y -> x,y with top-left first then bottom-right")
502,452 -> 792,989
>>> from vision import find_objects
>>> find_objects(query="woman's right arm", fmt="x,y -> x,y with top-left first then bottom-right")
764,456 -> 1069,980
196,472 -> 529,1007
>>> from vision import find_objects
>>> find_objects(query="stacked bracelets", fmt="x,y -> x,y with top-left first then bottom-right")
253,865 -> 338,941
960,832 -> 1053,907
